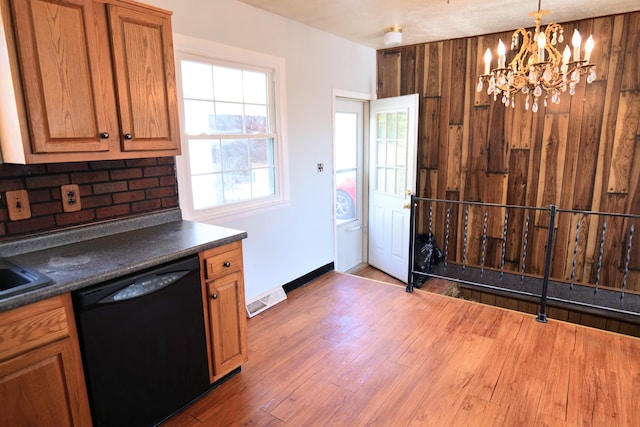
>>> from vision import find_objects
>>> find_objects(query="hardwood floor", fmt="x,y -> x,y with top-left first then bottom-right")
165,272 -> 640,426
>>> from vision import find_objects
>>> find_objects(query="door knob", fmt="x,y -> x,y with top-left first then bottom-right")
403,203 -> 412,209
124,133 -> 133,140
100,132 -> 110,139
405,189 -> 414,196
211,293 -> 218,299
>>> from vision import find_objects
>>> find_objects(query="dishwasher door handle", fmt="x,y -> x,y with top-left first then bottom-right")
99,270 -> 191,303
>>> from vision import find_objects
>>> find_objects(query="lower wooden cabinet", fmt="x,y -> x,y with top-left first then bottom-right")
0,295 -> 92,427
200,241 -> 248,383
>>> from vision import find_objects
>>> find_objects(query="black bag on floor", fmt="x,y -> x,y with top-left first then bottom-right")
413,233 -> 444,288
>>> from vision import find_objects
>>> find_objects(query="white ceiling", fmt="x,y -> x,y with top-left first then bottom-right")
235,0 -> 640,49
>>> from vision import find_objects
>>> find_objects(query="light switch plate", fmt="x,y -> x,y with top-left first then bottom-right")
61,184 -> 81,212
6,190 -> 31,221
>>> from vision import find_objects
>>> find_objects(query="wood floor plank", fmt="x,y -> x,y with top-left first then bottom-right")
450,395 -> 502,427
406,333 -> 494,425
163,271 -> 640,427
326,358 -> 410,425
538,321 -> 577,422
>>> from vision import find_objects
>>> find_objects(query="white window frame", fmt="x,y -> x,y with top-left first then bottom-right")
173,34 -> 289,222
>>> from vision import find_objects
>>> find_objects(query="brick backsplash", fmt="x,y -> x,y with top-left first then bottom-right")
0,158 -> 179,238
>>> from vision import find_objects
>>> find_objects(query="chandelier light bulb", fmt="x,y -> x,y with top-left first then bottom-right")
497,39 -> 506,68
572,29 -> 582,61
562,45 -> 571,64
584,35 -> 594,62
537,32 -> 546,62
484,48 -> 492,74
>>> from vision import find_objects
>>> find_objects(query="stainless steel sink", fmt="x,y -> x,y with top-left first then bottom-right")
0,258 -> 54,298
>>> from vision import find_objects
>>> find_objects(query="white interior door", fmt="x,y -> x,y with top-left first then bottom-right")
368,94 -> 419,282
334,98 -> 365,272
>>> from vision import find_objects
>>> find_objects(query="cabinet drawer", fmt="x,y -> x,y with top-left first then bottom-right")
205,247 -> 243,280
0,296 -> 70,362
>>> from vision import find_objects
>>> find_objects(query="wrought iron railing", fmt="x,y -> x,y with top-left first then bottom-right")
407,197 -> 640,325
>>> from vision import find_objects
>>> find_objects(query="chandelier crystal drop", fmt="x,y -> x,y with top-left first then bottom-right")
476,0 -> 596,111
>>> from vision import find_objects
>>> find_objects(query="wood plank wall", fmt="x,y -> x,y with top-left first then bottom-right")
377,11 -> 640,292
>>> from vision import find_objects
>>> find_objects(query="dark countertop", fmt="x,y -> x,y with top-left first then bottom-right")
0,209 -> 247,312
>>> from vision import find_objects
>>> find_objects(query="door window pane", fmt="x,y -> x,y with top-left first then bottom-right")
375,111 -> 408,196
335,112 -> 358,222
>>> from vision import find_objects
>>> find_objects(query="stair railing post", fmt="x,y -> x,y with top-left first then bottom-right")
537,204 -> 557,323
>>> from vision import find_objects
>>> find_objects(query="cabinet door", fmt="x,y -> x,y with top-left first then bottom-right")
0,338 -> 93,427
108,4 -> 180,152
207,271 -> 248,381
10,0 -> 116,153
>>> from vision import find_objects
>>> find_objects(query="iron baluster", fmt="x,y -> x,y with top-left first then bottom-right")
429,203 -> 433,236
462,206 -> 469,272
481,210 -> 488,276
500,210 -> 508,280
621,224 -> 634,301
594,221 -> 607,298
444,206 -> 451,268
521,213 -> 530,284
570,217 -> 581,291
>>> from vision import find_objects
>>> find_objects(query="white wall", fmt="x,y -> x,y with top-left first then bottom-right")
145,0 -> 377,301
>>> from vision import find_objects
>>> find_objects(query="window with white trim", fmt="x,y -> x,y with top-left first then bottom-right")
175,39 -> 287,220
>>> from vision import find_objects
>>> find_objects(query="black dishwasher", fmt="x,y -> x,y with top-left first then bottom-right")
73,255 -> 210,427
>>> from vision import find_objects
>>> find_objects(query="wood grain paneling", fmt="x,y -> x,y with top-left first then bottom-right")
621,13 -> 640,91
377,11 -> 640,292
608,91 -> 640,194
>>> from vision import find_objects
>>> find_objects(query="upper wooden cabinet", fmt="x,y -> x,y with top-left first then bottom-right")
107,4 -> 180,152
0,0 -> 180,163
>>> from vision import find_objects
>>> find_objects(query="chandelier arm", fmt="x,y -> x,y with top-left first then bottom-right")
509,28 -> 533,71
543,23 -> 564,64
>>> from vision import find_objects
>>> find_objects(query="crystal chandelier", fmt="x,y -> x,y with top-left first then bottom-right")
476,1 -> 596,112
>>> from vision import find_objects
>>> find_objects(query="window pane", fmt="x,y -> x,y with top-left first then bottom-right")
188,139 -> 221,175
396,167 -> 405,195
215,102 -> 243,133
376,138 -> 386,167
221,139 -> 249,170
245,104 -> 268,134
243,71 -> 267,104
192,174 -> 223,209
336,169 -> 356,221
181,61 -> 213,100
252,167 -> 275,196
376,167 -> 385,192
398,112 -> 408,140
387,112 -> 397,139
335,112 -> 357,170
386,139 -> 397,166
213,66 -> 243,102
184,100 -> 214,135
377,114 -> 387,139
250,138 -> 273,166
386,166 -> 395,194
224,170 -> 251,201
